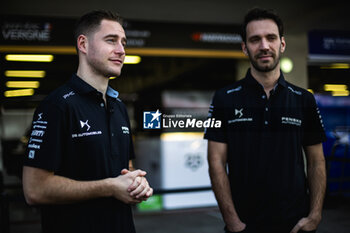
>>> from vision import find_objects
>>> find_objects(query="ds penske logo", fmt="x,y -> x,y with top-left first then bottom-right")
235,108 -> 243,118
80,120 -> 91,131
72,120 -> 101,138
228,108 -> 253,124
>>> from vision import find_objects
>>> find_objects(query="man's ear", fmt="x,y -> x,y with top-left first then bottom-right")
280,36 -> 286,53
241,42 -> 248,56
77,35 -> 88,54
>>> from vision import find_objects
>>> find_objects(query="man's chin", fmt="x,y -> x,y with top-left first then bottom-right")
254,65 -> 273,72
256,62 -> 279,72
106,71 -> 121,78
262,66 -> 273,72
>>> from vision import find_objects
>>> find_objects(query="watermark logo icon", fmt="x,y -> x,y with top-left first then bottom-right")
143,110 -> 161,129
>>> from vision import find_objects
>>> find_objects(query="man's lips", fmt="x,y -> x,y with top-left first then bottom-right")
110,58 -> 123,64
256,53 -> 274,61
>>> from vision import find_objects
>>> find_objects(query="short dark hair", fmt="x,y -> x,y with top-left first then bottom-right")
74,10 -> 123,42
241,8 -> 284,43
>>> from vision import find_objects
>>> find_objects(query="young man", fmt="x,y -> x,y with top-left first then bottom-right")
22,10 -> 153,233
205,8 -> 326,233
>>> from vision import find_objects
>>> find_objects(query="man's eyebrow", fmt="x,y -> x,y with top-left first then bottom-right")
248,33 -> 278,39
248,35 -> 261,40
103,34 -> 127,43
103,34 -> 118,38
266,33 -> 278,37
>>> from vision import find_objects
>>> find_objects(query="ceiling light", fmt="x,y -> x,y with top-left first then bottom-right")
4,89 -> 35,97
280,57 -> 293,73
332,90 -> 349,96
124,55 -> 141,64
5,54 -> 54,62
5,70 -> 46,78
160,132 -> 204,141
321,63 -> 350,69
324,84 -> 348,91
6,81 -> 40,88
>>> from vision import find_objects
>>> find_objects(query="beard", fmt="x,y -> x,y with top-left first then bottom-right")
88,56 -> 122,79
247,46 -> 282,72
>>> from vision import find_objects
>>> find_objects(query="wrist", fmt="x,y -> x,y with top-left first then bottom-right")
308,212 -> 322,223
225,216 -> 243,228
102,178 -> 114,197
225,220 -> 245,232
224,214 -> 241,224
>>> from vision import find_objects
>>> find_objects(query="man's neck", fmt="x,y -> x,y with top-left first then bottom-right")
76,66 -> 109,102
250,67 -> 281,98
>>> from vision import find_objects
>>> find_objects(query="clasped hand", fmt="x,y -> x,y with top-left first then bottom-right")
119,169 -> 153,204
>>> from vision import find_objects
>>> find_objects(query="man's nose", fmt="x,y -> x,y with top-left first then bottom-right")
114,42 -> 125,55
259,38 -> 269,50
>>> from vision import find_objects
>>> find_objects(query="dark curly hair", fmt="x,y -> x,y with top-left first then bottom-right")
241,8 -> 284,43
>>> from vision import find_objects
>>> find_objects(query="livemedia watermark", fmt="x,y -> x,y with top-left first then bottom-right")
143,109 -> 221,130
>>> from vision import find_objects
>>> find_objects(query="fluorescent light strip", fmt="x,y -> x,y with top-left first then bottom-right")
324,84 -> 348,91
124,55 -> 141,64
6,81 -> 40,88
160,132 -> 204,141
321,63 -> 350,69
0,46 -> 246,58
332,90 -> 349,96
5,70 -> 46,78
4,89 -> 35,97
5,54 -> 54,62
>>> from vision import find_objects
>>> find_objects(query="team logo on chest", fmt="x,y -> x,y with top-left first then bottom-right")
281,117 -> 302,126
228,108 -> 253,124
235,108 -> 243,118
72,119 -> 102,138
80,120 -> 91,131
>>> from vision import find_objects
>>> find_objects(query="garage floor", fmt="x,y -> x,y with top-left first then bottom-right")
4,194 -> 350,233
